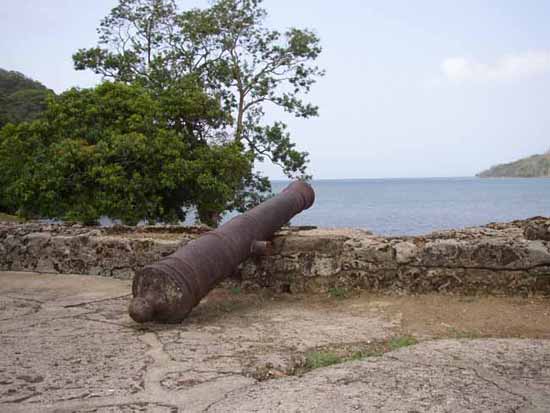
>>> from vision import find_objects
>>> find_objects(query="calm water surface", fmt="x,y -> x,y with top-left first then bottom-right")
271,178 -> 550,236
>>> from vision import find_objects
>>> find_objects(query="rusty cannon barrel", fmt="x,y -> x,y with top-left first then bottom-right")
128,180 -> 315,323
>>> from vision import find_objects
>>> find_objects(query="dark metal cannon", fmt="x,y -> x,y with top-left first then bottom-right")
128,180 -> 315,323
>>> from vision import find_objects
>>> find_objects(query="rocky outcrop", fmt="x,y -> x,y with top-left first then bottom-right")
524,217 -> 550,241
1,218 -> 550,295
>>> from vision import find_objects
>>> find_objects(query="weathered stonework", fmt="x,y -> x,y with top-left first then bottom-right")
525,217 -> 550,241
1,217 -> 550,295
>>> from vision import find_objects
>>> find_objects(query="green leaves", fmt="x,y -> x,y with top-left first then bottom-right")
73,0 -> 323,184
0,82 -> 251,225
244,122 -> 310,178
1,0 -> 324,224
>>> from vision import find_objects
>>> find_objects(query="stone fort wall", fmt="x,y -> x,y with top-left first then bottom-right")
1,218 -> 549,295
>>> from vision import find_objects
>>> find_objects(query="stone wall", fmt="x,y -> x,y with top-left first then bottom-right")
1,218 -> 550,295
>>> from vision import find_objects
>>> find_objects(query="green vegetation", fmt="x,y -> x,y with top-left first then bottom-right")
301,336 -> 418,372
446,327 -> 481,339
0,0 -> 322,224
230,287 -> 242,295
0,212 -> 23,222
477,152 -> 550,178
0,82 -> 250,224
0,68 -> 53,129
328,287 -> 350,299
387,335 -> 418,350
304,351 -> 343,369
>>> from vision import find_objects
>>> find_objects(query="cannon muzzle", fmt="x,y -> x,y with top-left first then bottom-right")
129,180 -> 315,323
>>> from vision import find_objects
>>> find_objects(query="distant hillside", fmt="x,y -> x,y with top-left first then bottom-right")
0,68 -> 53,129
477,153 -> 550,178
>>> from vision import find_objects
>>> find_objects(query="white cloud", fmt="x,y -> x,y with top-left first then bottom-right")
441,51 -> 550,82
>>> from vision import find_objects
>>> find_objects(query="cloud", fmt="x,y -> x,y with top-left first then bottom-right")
441,51 -> 550,82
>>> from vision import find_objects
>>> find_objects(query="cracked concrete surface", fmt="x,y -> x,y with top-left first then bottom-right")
209,340 -> 550,413
1,271 -> 549,412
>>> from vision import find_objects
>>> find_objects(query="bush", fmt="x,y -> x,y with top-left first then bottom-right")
0,82 -> 252,225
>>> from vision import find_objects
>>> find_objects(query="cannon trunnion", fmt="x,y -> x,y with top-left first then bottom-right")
129,181 -> 315,323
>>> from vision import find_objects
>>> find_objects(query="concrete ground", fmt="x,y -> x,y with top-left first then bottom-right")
1,271 -> 549,412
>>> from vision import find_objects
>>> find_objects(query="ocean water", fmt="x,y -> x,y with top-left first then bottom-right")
271,178 -> 550,236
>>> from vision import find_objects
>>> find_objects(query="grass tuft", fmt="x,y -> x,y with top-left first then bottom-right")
0,212 -> 23,222
328,287 -> 349,299
230,287 -> 242,295
388,335 -> 418,350
301,335 -> 418,373
304,351 -> 343,369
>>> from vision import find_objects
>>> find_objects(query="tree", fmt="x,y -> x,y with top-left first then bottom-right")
73,0 -> 178,87
73,0 -> 323,202
0,82 -> 252,225
0,68 -> 53,129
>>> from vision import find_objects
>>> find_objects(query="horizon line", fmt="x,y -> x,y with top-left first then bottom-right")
270,176 -> 478,181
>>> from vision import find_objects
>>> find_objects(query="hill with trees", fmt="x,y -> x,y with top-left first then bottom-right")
477,152 -> 550,178
0,68 -> 53,128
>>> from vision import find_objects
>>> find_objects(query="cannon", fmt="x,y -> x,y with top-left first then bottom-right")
128,180 -> 315,323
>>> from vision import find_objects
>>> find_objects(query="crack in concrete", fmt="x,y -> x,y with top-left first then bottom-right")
2,392 -> 41,404
1,331 -> 217,412
2,294 -> 45,304
469,367 -> 532,410
134,331 -> 256,411
424,346 -> 543,409
63,294 -> 132,308
1,396 -> 158,413
75,313 -> 137,331
0,310 -> 100,333
200,381 -> 255,412
0,307 -> 42,322
385,353 -> 533,409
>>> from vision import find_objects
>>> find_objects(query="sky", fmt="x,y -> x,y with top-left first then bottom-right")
1,0 -> 549,179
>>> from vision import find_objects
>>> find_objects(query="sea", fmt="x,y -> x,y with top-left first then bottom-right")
270,177 -> 550,236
